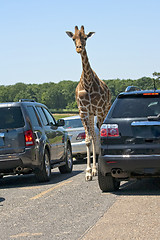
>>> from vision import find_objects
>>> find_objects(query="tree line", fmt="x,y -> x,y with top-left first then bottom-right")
0,77 -> 159,111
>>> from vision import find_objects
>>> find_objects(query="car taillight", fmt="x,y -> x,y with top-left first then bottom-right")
143,93 -> 159,96
76,132 -> 86,140
100,128 -> 107,137
25,130 -> 35,146
100,124 -> 119,137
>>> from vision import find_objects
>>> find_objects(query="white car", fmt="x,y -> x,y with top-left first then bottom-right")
61,115 -> 100,161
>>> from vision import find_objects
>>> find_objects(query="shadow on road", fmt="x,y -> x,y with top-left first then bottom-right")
114,178 -> 160,196
0,197 -> 5,202
0,169 -> 83,189
73,159 -> 86,165
0,197 -> 5,206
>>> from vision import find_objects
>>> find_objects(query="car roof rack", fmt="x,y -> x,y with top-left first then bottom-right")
125,86 -> 141,92
19,99 -> 35,102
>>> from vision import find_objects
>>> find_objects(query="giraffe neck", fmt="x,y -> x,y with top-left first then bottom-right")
80,49 -> 93,89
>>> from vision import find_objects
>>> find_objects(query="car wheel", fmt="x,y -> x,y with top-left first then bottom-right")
35,149 -> 51,182
59,144 -> 73,174
98,162 -> 120,192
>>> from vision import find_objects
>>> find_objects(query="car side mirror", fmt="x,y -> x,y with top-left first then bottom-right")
57,119 -> 65,127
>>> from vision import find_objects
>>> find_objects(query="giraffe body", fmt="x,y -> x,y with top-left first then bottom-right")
66,26 -> 111,181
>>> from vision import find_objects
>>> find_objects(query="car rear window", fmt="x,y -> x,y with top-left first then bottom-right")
0,107 -> 25,129
111,97 -> 160,118
27,106 -> 40,126
36,107 -> 49,126
63,119 -> 83,128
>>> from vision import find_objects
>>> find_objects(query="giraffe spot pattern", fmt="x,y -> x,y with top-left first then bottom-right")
75,45 -> 111,154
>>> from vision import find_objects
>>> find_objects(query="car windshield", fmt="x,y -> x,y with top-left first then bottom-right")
0,107 -> 25,129
111,97 -> 160,118
63,118 -> 83,129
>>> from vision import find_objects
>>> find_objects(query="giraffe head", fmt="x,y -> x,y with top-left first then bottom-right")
66,26 -> 95,54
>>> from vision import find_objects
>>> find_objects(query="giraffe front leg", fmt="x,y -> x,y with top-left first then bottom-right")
79,113 -> 92,181
85,142 -> 92,181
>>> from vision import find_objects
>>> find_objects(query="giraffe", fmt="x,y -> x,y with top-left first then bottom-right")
66,26 -> 111,181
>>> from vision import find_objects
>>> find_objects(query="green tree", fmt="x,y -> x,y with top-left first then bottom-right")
0,76 -> 159,110
0,86 -> 10,102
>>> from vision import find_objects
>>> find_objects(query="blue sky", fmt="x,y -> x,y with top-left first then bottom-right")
0,0 -> 159,85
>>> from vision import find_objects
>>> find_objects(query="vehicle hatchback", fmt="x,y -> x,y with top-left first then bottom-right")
0,100 -> 73,182
98,87 -> 160,192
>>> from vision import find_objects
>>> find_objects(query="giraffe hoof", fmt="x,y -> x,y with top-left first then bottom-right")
85,174 -> 92,181
92,168 -> 97,176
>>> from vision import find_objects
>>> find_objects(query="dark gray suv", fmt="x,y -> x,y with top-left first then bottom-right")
0,99 -> 73,182
98,87 -> 160,192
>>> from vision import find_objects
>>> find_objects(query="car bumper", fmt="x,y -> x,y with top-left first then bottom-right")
71,141 -> 87,156
71,141 -> 100,158
99,154 -> 160,177
0,148 -> 41,172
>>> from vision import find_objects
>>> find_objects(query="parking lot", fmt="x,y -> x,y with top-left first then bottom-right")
0,162 -> 115,240
1,161 -> 160,240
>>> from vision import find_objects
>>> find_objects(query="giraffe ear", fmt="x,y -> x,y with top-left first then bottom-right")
87,32 -> 95,38
66,31 -> 74,38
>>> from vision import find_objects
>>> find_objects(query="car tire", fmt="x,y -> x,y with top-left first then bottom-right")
59,144 -> 73,174
98,161 -> 120,192
35,149 -> 51,182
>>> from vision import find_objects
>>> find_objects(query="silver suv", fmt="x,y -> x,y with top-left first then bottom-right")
0,99 -> 73,182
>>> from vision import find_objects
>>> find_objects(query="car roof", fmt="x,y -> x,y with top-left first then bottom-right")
118,89 -> 160,98
0,101 -> 47,108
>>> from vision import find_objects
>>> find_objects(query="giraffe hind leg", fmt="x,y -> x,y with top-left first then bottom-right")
92,139 -> 97,176
89,115 -> 97,177
85,142 -> 92,181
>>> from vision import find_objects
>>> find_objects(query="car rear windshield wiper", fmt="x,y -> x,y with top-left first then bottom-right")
148,114 -> 160,121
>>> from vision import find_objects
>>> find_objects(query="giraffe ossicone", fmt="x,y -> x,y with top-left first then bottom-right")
66,26 -> 111,181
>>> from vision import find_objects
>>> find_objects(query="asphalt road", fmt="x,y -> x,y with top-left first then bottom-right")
1,162 -> 160,240
81,177 -> 160,240
0,162 -> 116,240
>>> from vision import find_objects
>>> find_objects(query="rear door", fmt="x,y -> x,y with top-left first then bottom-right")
36,106 -> 57,161
0,106 -> 25,155
36,106 -> 65,161
106,95 -> 160,155
42,108 -> 65,161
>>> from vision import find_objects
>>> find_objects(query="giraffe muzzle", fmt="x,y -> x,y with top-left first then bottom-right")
76,46 -> 82,53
